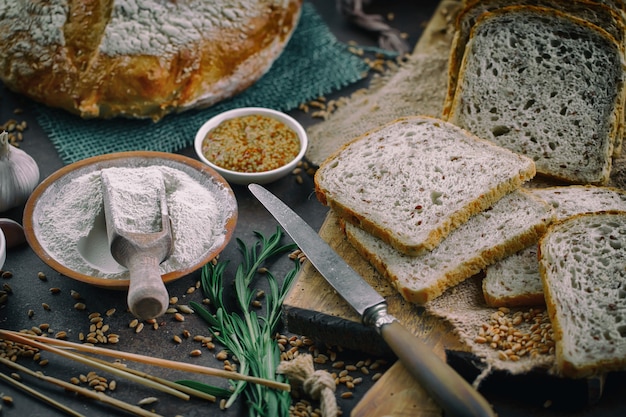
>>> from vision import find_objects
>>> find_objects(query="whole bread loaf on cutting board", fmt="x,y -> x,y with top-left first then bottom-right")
0,0 -> 301,121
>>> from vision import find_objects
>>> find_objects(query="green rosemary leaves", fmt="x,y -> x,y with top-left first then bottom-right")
190,228 -> 299,416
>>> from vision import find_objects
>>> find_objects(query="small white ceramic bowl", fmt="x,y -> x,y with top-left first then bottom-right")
194,107 -> 308,185
0,228 -> 5,271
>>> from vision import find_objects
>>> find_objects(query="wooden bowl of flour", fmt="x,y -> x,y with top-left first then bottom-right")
23,151 -> 238,290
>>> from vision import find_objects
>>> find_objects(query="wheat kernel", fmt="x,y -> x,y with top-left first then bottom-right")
177,305 -> 194,314
137,397 -> 158,406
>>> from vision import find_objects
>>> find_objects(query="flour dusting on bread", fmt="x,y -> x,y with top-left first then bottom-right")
0,0 -> 302,120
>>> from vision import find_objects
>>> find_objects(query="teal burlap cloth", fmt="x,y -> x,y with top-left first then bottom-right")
35,3 -> 370,165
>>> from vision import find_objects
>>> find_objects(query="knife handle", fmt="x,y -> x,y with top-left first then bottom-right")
379,319 -> 496,417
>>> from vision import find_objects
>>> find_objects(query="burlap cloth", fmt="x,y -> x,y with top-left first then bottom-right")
305,1 -> 457,167
304,0 -> 626,380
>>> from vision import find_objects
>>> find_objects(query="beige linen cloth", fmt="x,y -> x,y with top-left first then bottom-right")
305,1 -> 457,167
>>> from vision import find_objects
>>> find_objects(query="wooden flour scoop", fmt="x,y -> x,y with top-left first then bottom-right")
101,169 -> 173,320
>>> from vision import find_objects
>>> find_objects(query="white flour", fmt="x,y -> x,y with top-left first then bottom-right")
36,165 -> 229,279
101,167 -> 164,234
0,0 -> 289,59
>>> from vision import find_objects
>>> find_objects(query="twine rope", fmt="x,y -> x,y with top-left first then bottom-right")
277,354 -> 339,417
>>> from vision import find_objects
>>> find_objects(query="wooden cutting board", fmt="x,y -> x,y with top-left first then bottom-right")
282,212 -> 464,416
282,211 -> 462,356
281,2 -> 467,415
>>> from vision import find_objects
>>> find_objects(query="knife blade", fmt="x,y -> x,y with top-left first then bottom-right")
249,184 -> 496,417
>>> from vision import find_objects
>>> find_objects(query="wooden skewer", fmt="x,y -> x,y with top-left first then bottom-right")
0,357 -> 163,417
0,331 -> 190,401
0,371 -> 86,417
75,353 -> 217,402
0,330 -> 290,392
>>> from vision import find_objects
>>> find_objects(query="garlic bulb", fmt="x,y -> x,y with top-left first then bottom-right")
0,131 -> 40,212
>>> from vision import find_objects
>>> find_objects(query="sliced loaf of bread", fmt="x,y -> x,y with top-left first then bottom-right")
446,6 -> 625,185
444,0 -> 626,121
343,189 -> 553,304
314,116 -> 536,256
538,211 -> 626,378
483,185 -> 626,307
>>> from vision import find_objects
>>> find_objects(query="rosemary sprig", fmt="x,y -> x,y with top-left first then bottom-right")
190,228 -> 300,416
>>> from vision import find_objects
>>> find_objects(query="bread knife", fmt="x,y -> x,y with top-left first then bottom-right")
249,184 -> 496,417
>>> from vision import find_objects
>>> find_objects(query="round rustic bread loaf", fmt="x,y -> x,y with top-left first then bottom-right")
0,0 -> 302,121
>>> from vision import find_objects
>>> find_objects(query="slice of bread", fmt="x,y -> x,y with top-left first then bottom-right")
538,211 -> 626,378
314,116 -> 536,256
482,245 -> 545,307
343,189 -> 553,304
444,0 -> 626,121
444,1 -> 626,157
446,6 -> 625,185
483,185 -> 626,307
533,185 -> 626,217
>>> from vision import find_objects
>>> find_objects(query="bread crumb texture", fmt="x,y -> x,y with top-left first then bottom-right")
483,245 -> 545,307
539,211 -> 626,378
448,7 -> 624,185
484,185 -> 626,307
345,189 -> 552,304
315,116 -> 535,256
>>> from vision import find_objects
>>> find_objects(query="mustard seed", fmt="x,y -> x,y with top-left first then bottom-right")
201,114 -> 300,173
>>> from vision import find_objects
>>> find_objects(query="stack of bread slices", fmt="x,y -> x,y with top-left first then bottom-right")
315,116 -> 552,305
315,0 -> 626,380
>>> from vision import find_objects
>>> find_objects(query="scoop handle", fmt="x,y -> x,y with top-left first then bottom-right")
126,253 -> 169,320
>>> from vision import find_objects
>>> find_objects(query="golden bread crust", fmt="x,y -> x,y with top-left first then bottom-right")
0,0 -> 302,121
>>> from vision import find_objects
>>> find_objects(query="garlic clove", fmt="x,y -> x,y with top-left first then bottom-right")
0,131 -> 40,212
